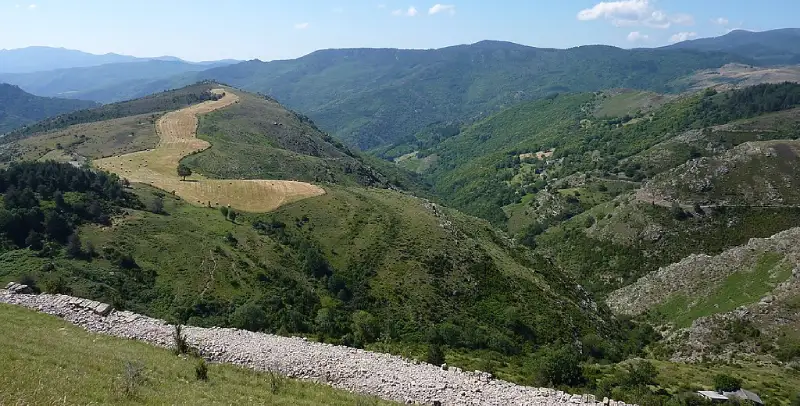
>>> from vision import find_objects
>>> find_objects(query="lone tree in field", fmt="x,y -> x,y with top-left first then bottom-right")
177,164 -> 192,181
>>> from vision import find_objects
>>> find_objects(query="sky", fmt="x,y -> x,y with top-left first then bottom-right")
0,0 -> 798,62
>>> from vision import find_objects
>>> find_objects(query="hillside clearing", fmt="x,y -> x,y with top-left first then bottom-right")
94,88 -> 324,212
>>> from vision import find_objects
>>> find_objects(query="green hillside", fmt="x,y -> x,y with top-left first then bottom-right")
390,82 -> 800,227
182,89 -> 426,191
0,83 -> 98,134
0,303 -> 392,405
0,82 -> 632,389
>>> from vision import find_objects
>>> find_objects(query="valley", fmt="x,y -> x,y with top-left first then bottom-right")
2,24 -> 800,406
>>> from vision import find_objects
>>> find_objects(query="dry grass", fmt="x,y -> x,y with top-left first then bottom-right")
94,89 -> 325,212
4,113 -> 160,164
678,63 -> 800,92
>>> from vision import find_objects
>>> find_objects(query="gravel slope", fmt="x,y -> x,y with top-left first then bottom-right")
0,290 -> 630,406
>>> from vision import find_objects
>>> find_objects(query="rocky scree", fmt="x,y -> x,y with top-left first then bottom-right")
0,290 -> 636,406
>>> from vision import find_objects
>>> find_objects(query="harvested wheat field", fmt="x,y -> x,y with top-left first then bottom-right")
94,89 -> 325,212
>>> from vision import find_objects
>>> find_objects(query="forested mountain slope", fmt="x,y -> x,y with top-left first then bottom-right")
191,42 -> 747,150
0,84 -> 98,134
393,83 -> 800,226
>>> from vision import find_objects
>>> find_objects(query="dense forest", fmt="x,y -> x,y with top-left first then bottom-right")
0,162 -> 139,269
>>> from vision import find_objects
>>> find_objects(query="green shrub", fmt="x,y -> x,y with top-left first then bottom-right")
172,325 -> 190,355
427,343 -> 445,366
116,360 -> 146,398
624,360 -> 658,387
268,370 -> 285,394
195,358 -> 208,381
229,303 -> 268,332
712,373 -> 742,391
536,345 -> 585,387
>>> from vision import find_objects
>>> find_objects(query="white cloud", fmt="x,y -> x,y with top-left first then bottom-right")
28,3 -> 36,9
577,0 -> 692,29
627,31 -> 649,42
391,6 -> 418,16
669,31 -> 697,43
429,4 -> 455,15
294,22 -> 310,29
713,17 -> 729,26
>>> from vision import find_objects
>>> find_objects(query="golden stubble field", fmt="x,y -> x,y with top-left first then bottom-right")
94,89 -> 325,212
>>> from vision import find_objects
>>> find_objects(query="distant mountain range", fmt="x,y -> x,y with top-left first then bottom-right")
0,84 -> 97,134
2,29 -> 800,149
0,46 -> 239,74
0,60 -> 234,103
664,28 -> 800,65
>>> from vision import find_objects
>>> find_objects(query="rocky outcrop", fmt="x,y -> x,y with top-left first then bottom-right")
0,290 -> 631,406
607,227 -> 800,316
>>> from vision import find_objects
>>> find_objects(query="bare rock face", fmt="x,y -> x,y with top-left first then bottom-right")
0,289 -> 631,406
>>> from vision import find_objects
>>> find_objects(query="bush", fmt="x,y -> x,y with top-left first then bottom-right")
268,370 -> 285,394
116,360 -> 146,398
18,274 -> 40,293
220,206 -> 229,219
195,358 -> 208,381
624,360 -> 658,387
66,232 -> 82,258
229,302 -> 268,332
427,343 -> 446,366
172,324 -> 190,355
41,275 -> 71,295
536,345 -> 586,387
148,196 -> 164,214
713,373 -> 742,391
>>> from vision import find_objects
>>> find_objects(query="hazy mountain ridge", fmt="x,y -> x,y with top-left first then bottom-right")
0,46 -> 239,73
0,83 -> 98,134
664,28 -> 800,65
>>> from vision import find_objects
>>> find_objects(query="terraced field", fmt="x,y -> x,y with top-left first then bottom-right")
94,89 -> 325,212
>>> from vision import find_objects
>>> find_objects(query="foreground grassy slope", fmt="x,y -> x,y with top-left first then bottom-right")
0,304 -> 392,405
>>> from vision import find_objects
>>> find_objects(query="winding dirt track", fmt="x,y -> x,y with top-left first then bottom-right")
94,89 -> 325,212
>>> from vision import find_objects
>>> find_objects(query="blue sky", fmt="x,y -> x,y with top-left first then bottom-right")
1,0 -> 797,61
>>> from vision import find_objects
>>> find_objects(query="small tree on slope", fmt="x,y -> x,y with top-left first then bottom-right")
177,164 -> 192,181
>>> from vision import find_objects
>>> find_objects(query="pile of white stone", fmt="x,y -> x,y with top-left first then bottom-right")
0,289 -> 634,406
